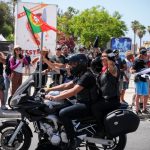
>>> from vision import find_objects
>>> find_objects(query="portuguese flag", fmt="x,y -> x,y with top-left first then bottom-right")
23,6 -> 58,33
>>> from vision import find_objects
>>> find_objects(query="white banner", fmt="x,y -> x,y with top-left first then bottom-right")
15,2 -> 57,57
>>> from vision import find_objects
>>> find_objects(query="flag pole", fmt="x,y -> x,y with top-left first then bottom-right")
38,7 -> 47,88
39,32 -> 43,88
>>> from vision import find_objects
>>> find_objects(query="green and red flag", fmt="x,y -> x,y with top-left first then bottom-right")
23,6 -> 58,33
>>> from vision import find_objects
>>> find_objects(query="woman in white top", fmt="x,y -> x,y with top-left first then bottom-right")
10,45 -> 28,95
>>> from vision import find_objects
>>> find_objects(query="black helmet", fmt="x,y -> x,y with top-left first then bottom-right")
67,53 -> 88,76
113,49 -> 119,56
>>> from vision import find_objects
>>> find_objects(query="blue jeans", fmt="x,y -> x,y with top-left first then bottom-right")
4,74 -> 10,105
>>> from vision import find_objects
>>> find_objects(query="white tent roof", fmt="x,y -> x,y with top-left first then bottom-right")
0,34 -> 7,41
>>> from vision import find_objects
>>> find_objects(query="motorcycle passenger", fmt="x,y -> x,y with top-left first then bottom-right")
45,53 -> 99,150
92,50 -> 120,137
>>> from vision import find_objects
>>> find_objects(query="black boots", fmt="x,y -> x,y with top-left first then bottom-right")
94,128 -> 105,138
68,137 -> 81,150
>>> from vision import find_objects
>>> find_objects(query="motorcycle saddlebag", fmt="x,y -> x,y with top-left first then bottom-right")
104,109 -> 140,137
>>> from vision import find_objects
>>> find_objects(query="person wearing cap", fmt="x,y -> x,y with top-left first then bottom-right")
50,45 -> 67,65
50,46 -> 68,85
9,45 -> 28,95
131,47 -> 149,114
62,45 -> 69,58
78,46 -> 86,54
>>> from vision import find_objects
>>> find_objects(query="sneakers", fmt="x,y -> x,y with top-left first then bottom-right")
136,110 -> 142,115
1,105 -> 8,110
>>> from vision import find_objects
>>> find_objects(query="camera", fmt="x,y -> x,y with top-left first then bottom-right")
19,54 -> 23,59
107,53 -> 116,62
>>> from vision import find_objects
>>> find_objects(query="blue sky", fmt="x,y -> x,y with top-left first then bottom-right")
22,0 -> 150,46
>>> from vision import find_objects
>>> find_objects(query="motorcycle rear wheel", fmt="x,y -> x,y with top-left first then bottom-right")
0,122 -> 32,150
87,134 -> 127,150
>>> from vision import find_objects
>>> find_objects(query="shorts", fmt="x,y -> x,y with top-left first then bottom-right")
0,76 -> 5,90
135,81 -> 149,96
119,80 -> 123,92
119,80 -> 129,91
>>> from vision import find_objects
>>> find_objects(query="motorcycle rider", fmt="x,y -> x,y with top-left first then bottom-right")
45,53 -> 99,150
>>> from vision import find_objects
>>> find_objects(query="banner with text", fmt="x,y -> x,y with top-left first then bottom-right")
15,2 -> 57,58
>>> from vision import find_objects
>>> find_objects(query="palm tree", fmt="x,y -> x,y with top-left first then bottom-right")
131,20 -> 140,54
148,26 -> 150,35
137,25 -> 146,47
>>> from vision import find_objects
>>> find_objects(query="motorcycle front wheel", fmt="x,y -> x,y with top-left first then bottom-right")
87,134 -> 127,150
0,122 -> 32,150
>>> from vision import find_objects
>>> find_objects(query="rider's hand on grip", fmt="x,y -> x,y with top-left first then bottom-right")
45,94 -> 53,101
40,88 -> 45,93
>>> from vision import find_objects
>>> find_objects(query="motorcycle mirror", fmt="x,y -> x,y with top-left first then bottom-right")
28,85 -> 35,96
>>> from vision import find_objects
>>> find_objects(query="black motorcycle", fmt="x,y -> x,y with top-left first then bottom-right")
0,74 -> 140,150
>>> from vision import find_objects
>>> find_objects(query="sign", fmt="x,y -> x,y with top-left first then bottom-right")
111,37 -> 132,58
15,2 -> 57,57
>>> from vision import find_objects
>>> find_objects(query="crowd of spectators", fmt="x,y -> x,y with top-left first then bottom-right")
0,44 -> 150,115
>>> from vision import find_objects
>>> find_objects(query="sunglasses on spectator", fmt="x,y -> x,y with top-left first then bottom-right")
15,48 -> 21,51
101,55 -> 107,58
79,49 -> 85,52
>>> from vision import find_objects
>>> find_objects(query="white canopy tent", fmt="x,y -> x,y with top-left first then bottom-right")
0,34 -> 7,41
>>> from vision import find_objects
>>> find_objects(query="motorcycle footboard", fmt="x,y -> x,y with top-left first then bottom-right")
84,136 -> 113,146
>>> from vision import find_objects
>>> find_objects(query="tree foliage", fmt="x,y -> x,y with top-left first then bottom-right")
131,20 -> 147,47
131,20 -> 140,33
137,25 -> 146,47
58,6 -> 127,48
147,26 -> 150,35
0,1 -> 13,39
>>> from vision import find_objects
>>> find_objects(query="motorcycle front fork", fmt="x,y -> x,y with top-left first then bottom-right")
8,120 -> 25,146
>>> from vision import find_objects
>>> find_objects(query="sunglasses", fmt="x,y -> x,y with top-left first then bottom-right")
101,55 -> 108,58
79,49 -> 85,52
15,48 -> 21,51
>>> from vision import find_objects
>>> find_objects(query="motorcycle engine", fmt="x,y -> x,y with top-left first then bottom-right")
40,122 -> 61,146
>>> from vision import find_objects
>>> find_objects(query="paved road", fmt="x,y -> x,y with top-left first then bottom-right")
125,120 -> 150,150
